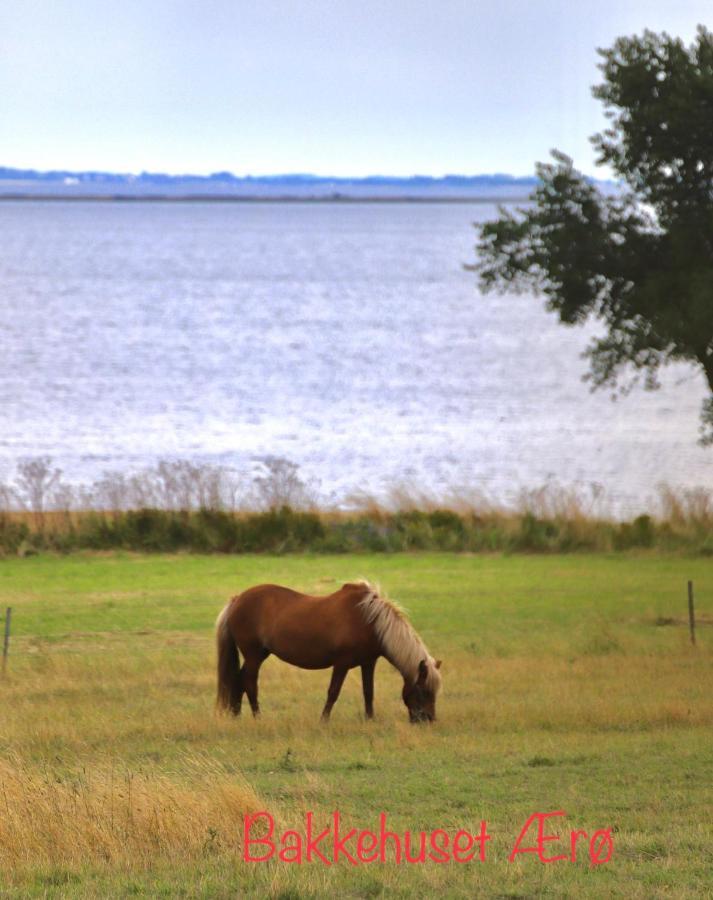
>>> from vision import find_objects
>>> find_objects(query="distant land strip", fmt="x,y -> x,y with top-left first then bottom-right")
0,164 -> 539,185
0,192 -> 533,203
0,165 -> 547,202
0,166 -> 615,201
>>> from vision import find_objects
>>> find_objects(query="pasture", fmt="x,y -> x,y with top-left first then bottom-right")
0,552 -> 711,897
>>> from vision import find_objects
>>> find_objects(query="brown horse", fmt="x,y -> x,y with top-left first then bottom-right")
216,580 -> 442,722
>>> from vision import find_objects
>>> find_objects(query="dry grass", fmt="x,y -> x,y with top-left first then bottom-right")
1,480 -> 707,525
657,483 -> 713,530
0,754 -> 262,871
0,647 -> 266,875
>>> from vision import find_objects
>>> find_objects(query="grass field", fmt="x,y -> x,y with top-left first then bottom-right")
1,552 -> 712,898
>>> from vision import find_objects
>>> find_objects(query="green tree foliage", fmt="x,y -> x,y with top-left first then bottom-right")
474,27 -> 713,442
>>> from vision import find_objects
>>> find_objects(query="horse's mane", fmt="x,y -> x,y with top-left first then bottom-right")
355,580 -> 441,693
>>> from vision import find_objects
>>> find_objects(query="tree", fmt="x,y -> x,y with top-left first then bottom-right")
12,456 -> 62,527
474,26 -> 713,442
252,456 -> 314,511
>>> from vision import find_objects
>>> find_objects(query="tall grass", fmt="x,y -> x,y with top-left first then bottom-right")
1,496 -> 711,556
0,754 -> 262,871
0,456 -> 710,555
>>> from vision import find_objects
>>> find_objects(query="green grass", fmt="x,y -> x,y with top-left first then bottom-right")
1,553 -> 712,898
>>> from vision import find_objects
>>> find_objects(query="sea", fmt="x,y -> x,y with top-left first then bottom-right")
0,199 -> 709,515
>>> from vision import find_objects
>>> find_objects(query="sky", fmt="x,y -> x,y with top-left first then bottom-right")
1,0 -> 710,178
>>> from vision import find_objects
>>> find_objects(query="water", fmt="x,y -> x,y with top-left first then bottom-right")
0,200 -> 709,514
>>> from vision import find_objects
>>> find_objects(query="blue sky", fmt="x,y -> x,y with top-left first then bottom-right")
1,0 -> 709,177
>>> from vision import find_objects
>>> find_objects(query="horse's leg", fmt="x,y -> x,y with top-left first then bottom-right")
243,650 -> 266,717
361,658 -> 377,719
232,666 -> 245,715
321,665 -> 349,721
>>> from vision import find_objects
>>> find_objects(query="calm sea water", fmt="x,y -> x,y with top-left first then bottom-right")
0,200 -> 709,514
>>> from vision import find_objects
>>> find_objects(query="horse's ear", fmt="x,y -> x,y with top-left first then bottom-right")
417,659 -> 428,684
435,659 -> 442,670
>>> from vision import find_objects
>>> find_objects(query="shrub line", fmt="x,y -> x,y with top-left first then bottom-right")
1,506 -> 710,556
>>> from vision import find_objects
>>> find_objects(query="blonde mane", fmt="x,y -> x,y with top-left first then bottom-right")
356,581 -> 441,693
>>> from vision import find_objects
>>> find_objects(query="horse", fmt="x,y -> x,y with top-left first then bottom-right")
215,580 -> 442,722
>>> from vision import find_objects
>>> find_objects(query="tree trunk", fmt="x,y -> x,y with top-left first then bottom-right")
700,352 -> 713,394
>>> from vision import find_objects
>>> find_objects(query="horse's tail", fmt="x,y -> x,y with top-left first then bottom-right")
216,601 -> 243,714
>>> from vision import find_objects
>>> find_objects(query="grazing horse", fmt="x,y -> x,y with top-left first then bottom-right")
216,580 -> 442,722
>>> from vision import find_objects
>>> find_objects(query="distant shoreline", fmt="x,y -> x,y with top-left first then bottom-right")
0,193 -> 530,204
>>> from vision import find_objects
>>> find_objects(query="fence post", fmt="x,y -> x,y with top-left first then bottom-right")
2,607 -> 11,676
687,581 -> 696,647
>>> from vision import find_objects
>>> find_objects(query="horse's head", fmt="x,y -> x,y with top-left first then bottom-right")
402,658 -> 442,723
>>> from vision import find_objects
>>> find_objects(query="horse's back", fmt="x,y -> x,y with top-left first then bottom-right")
233,582 -> 310,608
231,581 -> 366,613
